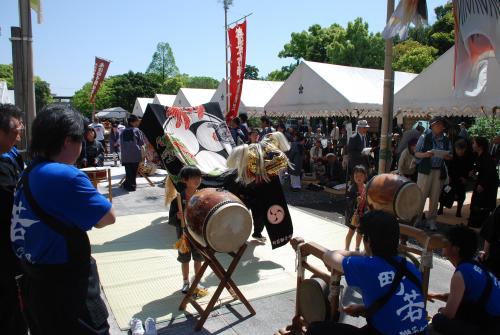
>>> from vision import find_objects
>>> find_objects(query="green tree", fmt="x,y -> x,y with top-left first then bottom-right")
427,3 -> 454,56
185,76 -> 219,89
0,64 -> 14,89
109,71 -> 160,112
163,75 -> 187,95
72,80 -> 114,118
244,65 -> 259,79
278,18 -> 385,69
146,42 -> 179,83
266,63 -> 298,81
393,40 -> 438,73
34,77 -> 53,112
469,116 -> 500,141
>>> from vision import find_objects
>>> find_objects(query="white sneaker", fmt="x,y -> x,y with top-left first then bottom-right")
130,318 -> 145,335
428,220 -> 437,231
144,317 -> 157,335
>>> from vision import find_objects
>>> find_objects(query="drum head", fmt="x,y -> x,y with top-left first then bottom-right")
394,182 -> 424,222
298,277 -> 330,324
205,203 -> 252,253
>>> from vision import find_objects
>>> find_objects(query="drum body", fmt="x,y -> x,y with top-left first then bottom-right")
81,167 -> 108,181
366,174 -> 423,222
298,277 -> 330,324
185,188 -> 252,253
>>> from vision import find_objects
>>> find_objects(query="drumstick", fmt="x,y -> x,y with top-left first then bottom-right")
176,193 -> 186,228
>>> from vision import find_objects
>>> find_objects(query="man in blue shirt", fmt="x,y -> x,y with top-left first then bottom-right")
414,116 -> 452,231
429,225 -> 500,334
308,211 -> 427,335
11,105 -> 116,334
0,104 -> 27,335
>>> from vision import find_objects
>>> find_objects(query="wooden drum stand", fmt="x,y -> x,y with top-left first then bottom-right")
178,231 -> 256,331
276,224 -> 448,335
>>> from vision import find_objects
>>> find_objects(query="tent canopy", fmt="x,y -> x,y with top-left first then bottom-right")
96,107 -> 127,119
0,81 -> 15,104
152,94 -> 176,107
173,88 -> 216,107
395,48 -> 500,117
264,60 -> 417,117
132,98 -> 153,117
210,79 -> 283,116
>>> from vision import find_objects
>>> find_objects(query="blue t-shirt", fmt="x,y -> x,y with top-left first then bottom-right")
456,262 -> 500,316
11,162 -> 111,264
343,255 -> 427,335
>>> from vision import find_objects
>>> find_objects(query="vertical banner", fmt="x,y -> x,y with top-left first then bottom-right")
227,20 -> 247,123
89,57 -> 111,103
382,0 -> 428,40
453,0 -> 500,97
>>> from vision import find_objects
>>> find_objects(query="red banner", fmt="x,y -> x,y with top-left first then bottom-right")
89,57 -> 111,103
227,20 -> 247,123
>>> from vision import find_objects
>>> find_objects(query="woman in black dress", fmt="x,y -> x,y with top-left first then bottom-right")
469,136 -> 499,228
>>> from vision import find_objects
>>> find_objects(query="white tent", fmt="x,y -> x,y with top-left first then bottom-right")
173,88 -> 216,108
152,94 -> 176,107
395,48 -> 500,117
0,81 -> 15,104
264,60 -> 417,118
210,79 -> 283,116
96,107 -> 127,119
132,97 -> 153,117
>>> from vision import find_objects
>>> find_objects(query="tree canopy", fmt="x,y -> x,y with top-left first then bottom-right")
146,42 -> 179,82
0,64 -> 14,89
244,65 -> 259,80
72,80 -> 114,118
109,71 -> 160,113
393,40 -> 438,73
278,18 -> 385,69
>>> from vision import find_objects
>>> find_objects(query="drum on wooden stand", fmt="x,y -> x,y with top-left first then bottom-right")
366,173 -> 424,223
185,188 -> 253,253
298,277 -> 331,324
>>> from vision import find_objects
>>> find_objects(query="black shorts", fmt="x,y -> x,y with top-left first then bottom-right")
175,225 -> 204,263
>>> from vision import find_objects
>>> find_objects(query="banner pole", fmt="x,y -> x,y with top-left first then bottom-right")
224,5 -> 229,119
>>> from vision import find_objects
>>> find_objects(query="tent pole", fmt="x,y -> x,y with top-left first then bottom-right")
378,0 -> 395,174
224,3 -> 229,119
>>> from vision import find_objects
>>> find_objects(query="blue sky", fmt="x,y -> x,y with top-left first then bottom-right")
0,0 -> 446,96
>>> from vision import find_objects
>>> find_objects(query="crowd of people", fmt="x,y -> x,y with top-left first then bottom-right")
1,102 -> 500,334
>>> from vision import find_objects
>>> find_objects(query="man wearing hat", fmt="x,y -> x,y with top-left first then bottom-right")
415,116 -> 452,230
308,211 -> 427,335
347,120 -> 370,173
120,114 -> 144,191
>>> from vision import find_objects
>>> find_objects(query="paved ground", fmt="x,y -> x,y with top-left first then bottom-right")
95,165 -> 451,335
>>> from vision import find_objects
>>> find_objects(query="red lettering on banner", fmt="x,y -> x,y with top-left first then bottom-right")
227,21 -> 247,123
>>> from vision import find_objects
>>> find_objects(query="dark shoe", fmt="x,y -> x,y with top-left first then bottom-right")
456,212 -> 462,218
437,207 -> 444,215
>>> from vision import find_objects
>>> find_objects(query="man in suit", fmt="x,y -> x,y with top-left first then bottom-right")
347,120 -> 370,173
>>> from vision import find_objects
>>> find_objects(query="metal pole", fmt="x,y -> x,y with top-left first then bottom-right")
224,4 -> 229,118
377,0 -> 395,174
15,0 -> 36,152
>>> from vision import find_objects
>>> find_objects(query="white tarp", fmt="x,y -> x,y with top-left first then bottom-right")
210,79 -> 283,116
395,48 -> 500,117
96,107 -> 127,119
173,88 -> 215,108
264,60 -> 417,118
0,81 -> 15,104
152,94 -> 176,107
132,97 -> 153,117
